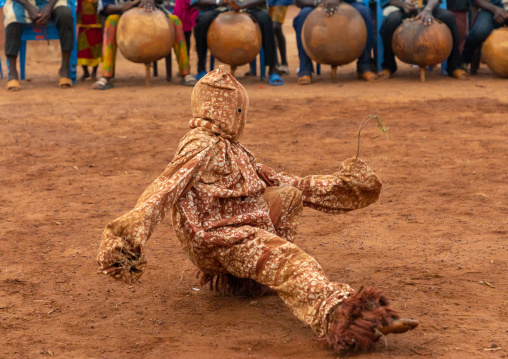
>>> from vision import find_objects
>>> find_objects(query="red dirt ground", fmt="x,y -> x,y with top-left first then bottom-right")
1,7 -> 507,359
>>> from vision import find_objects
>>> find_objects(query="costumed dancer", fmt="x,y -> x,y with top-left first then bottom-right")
77,0 -> 103,81
92,0 -> 197,89
97,66 -> 418,354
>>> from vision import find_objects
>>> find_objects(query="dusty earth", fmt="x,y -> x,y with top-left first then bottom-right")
1,7 -> 507,359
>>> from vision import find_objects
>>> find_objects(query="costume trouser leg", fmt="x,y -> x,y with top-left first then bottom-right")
168,14 -> 190,76
462,11 -> 500,64
348,1 -> 374,74
213,186 -> 353,336
246,8 -> 277,69
293,7 -> 314,77
194,10 -> 220,73
5,6 -> 73,58
432,7 -> 463,73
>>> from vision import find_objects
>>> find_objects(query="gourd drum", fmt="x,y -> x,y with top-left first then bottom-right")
207,12 -> 262,75
481,27 -> 508,78
117,8 -> 175,86
301,4 -> 367,82
392,19 -> 452,82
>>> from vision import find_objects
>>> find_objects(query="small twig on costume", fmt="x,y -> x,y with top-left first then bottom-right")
356,115 -> 389,159
174,269 -> 190,287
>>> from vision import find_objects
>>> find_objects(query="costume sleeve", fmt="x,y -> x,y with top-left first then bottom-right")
256,158 -> 382,214
97,132 -> 217,284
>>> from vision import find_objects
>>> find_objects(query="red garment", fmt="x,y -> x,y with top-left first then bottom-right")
173,0 -> 198,32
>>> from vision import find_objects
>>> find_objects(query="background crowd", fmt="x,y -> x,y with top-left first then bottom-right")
1,0 -> 507,90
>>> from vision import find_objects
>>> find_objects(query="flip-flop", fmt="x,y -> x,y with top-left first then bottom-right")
297,75 -> 311,85
269,73 -> 284,86
452,69 -> 470,80
92,77 -> 114,90
7,79 -> 21,91
59,77 -> 73,88
359,71 -> 379,82
195,71 -> 207,81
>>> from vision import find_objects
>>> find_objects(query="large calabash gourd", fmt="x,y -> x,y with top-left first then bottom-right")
117,8 -> 175,86
481,28 -> 508,78
207,12 -> 262,75
392,18 -> 452,82
302,4 -> 367,82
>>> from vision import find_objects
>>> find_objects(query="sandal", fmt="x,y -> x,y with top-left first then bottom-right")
451,69 -> 470,80
7,79 -> 21,91
297,75 -> 311,85
359,71 -> 379,82
269,73 -> 284,86
377,69 -> 392,81
92,77 -> 114,90
59,77 -> 73,88
180,74 -> 197,87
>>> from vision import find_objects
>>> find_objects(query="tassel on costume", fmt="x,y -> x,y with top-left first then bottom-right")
197,272 -> 274,297
323,287 -> 400,353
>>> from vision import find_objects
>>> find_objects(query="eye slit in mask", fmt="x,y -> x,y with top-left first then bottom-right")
237,108 -> 242,113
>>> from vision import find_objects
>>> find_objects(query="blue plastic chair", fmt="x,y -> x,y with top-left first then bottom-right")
6,0 -> 77,83
371,0 -> 447,75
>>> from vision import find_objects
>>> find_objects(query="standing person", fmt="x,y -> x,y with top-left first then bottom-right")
293,0 -> 378,84
3,0 -> 74,90
97,66 -> 419,354
77,0 -> 103,81
377,0 -> 470,80
192,0 -> 284,85
92,0 -> 197,89
173,0 -> 199,59
461,0 -> 508,71
268,0 -> 293,74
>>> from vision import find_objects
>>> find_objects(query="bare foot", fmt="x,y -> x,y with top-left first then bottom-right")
379,318 -> 419,335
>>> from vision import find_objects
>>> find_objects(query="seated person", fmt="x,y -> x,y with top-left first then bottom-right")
268,0 -> 293,74
191,0 -> 284,85
461,0 -> 508,71
93,0 -> 197,90
77,0 -> 103,81
378,0 -> 469,80
3,0 -> 74,91
293,0 -> 378,84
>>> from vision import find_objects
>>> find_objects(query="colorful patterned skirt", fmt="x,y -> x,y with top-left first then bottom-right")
77,0 -> 102,67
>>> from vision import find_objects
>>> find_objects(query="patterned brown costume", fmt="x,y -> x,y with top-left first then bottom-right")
97,66 -> 415,352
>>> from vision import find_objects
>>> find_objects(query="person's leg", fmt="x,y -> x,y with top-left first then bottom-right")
462,11 -> 495,65
167,14 -> 196,86
184,30 -> 192,57
270,6 -> 289,69
52,5 -> 74,82
379,10 -> 405,77
210,227 -> 411,352
449,10 -> 469,52
293,7 -> 314,81
349,1 -> 375,78
5,22 -> 23,83
433,7 -> 468,78
247,8 -> 279,76
93,14 -> 120,89
194,10 -> 219,75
